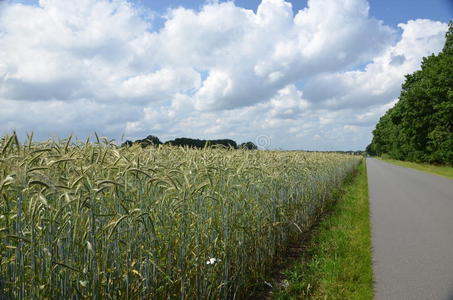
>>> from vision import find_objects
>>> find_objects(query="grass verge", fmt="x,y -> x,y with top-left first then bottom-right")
377,157 -> 453,180
272,160 -> 373,300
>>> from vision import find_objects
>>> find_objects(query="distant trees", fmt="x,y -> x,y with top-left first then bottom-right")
365,144 -> 375,156
368,22 -> 453,165
165,138 -> 238,149
121,140 -> 133,147
122,135 -> 162,148
122,136 -> 258,150
240,142 -> 258,150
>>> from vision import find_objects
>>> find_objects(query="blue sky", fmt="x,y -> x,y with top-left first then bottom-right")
138,0 -> 453,32
0,0 -> 450,150
135,0 -> 453,27
13,0 -> 453,27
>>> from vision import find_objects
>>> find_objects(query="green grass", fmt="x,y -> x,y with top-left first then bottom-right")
378,157 -> 453,180
273,160 -> 373,300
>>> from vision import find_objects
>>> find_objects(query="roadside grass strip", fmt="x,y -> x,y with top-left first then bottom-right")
273,160 -> 373,300
378,157 -> 453,180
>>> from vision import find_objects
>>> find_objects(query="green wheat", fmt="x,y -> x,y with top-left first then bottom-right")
0,133 -> 360,299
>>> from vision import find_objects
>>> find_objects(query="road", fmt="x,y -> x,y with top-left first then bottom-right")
367,158 -> 453,300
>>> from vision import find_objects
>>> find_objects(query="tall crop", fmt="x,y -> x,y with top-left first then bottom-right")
0,133 -> 360,299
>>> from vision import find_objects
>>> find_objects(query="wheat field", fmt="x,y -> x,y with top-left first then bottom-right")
0,133 -> 360,299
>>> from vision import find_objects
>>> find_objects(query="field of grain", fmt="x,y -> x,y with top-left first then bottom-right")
0,134 -> 360,299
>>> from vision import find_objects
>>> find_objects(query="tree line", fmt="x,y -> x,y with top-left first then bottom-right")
122,135 -> 258,150
367,22 -> 453,165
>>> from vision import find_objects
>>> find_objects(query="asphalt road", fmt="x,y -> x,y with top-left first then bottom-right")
367,158 -> 453,300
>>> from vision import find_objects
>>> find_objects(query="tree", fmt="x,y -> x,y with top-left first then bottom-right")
138,135 -> 162,147
240,142 -> 258,150
369,22 -> 453,164
165,138 -> 238,149
121,135 -> 162,148
121,140 -> 133,147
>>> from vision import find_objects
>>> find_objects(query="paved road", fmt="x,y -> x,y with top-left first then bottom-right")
367,158 -> 453,300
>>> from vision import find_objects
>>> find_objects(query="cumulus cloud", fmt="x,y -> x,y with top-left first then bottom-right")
0,0 -> 448,149
302,19 -> 447,109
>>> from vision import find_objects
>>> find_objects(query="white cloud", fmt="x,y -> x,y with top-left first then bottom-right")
302,19 -> 447,109
268,85 -> 309,119
0,0 -> 448,149
118,68 -> 201,102
150,0 -> 395,110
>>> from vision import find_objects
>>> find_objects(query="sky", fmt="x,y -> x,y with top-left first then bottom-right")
0,0 -> 451,150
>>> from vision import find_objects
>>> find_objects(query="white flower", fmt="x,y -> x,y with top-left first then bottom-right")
79,280 -> 88,287
3,175 -> 14,183
206,257 -> 221,265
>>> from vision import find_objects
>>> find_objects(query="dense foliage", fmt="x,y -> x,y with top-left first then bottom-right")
368,22 -> 453,164
0,133 -> 359,299
165,137 -> 238,149
122,135 -> 162,148
239,141 -> 258,150
122,135 -> 258,150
